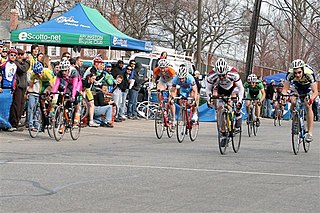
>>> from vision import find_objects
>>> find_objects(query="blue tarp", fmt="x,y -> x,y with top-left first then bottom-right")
0,89 -> 13,129
263,73 -> 286,85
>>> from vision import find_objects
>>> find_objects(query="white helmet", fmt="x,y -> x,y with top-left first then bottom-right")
158,59 -> 168,68
247,74 -> 258,83
178,66 -> 188,78
215,58 -> 228,75
291,59 -> 305,69
59,60 -> 70,71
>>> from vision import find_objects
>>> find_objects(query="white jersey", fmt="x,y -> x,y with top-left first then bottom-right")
206,67 -> 244,102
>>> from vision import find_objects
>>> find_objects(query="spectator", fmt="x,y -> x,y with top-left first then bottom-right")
9,48 -> 30,131
312,96 -> 319,121
37,52 -> 44,64
111,60 -> 124,79
0,73 -> 3,93
127,62 -> 146,119
83,56 -> 104,79
104,63 -> 116,90
193,70 -> 201,93
118,65 -> 133,120
1,46 -> 8,63
93,83 -> 114,127
52,61 -> 60,75
264,80 -> 275,118
159,51 -> 168,59
75,56 -> 85,77
61,52 -> 71,60
1,48 -> 18,90
112,75 -> 123,122
27,44 -> 40,81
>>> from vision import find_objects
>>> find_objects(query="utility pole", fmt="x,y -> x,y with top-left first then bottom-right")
196,0 -> 202,72
245,0 -> 262,78
291,0 -> 294,61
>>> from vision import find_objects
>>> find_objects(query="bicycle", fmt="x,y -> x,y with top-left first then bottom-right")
273,99 -> 284,126
283,93 -> 310,155
52,93 -> 81,142
244,98 -> 260,137
175,96 -> 200,143
211,96 -> 241,154
154,90 -> 174,139
26,92 -> 55,138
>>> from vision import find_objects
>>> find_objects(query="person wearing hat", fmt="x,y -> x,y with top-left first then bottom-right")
1,46 -> 8,63
1,48 -> 18,90
9,48 -> 30,131
102,63 -> 116,91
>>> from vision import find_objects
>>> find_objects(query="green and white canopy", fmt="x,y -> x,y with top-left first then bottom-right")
10,3 -> 152,52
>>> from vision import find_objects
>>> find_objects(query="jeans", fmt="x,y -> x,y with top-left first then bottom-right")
118,89 -> 128,117
113,88 -> 122,118
127,89 -> 139,117
265,99 -> 273,118
27,94 -> 39,128
93,105 -> 113,124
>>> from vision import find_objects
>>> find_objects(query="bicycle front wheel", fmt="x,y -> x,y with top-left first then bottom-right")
247,113 -> 253,137
232,125 -> 242,153
154,108 -> 164,139
291,112 -> 300,155
218,111 -> 229,154
53,105 -> 65,142
166,110 -> 174,138
176,108 -> 186,143
274,108 -> 279,126
189,109 -> 199,142
303,135 -> 310,153
70,109 -> 81,141
28,104 -> 42,138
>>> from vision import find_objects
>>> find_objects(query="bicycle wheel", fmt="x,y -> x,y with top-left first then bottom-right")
80,99 -> 89,121
247,112 -> 253,137
189,120 -> 199,142
176,108 -> 186,143
70,108 -> 81,140
166,110 -> 174,138
28,104 -> 42,138
218,111 -> 229,154
47,115 -> 54,138
278,110 -> 283,126
291,111 -> 300,155
53,105 -> 65,142
154,108 -> 164,139
253,116 -> 258,136
274,108 -> 279,126
232,121 -> 242,153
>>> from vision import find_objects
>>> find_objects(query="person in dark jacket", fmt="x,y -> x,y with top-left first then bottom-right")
264,80 -> 275,118
93,84 -> 114,127
127,62 -> 147,119
9,48 -> 30,131
117,65 -> 132,120
111,60 -> 124,79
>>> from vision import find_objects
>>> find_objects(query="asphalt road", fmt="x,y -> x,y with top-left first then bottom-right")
0,118 -> 319,213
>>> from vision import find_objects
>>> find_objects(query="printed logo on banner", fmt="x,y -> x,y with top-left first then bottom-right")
18,32 -> 61,43
113,37 -> 128,47
145,41 -> 153,51
56,16 -> 90,28
79,34 -> 103,45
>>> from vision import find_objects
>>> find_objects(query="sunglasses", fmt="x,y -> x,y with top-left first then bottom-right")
10,54 -> 17,57
127,68 -> 132,71
218,74 -> 226,78
294,71 -> 302,75
18,53 -> 24,56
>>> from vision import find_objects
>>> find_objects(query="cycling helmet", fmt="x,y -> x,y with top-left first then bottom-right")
291,59 -> 305,69
59,60 -> 70,71
158,59 -> 168,68
215,58 -> 228,75
247,74 -> 258,83
7,48 -> 18,55
2,47 -> 8,52
177,66 -> 188,78
93,56 -> 103,64
33,62 -> 44,75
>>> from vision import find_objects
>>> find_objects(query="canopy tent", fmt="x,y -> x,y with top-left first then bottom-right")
10,3 -> 152,52
263,72 -> 286,85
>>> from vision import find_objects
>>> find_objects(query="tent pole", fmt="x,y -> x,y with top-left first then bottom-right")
108,46 -> 111,59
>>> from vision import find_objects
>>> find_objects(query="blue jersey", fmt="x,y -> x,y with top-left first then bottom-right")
172,74 -> 196,97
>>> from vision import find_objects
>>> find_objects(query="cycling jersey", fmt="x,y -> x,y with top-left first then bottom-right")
1,61 -> 17,89
286,65 -> 317,94
153,66 -> 176,83
244,80 -> 264,99
52,70 -> 80,99
206,67 -> 244,103
172,74 -> 196,97
30,68 -> 56,93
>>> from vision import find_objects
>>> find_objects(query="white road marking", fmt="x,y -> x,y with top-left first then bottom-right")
4,161 -> 319,178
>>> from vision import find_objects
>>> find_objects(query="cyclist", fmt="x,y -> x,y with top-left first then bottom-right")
171,65 -> 199,122
272,82 -> 285,118
51,60 -> 82,129
153,59 -> 176,121
281,59 -> 318,142
206,58 -> 244,146
243,73 -> 265,126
